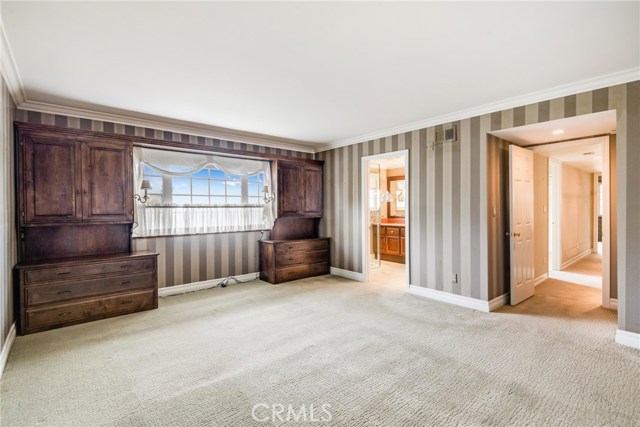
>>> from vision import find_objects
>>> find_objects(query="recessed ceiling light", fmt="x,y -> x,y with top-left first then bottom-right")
552,129 -> 564,135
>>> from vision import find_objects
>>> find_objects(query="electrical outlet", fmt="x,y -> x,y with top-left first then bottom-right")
451,273 -> 458,283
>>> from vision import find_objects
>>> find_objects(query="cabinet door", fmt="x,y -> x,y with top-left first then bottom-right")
387,236 -> 400,254
400,236 -> 406,255
278,162 -> 303,216
301,164 -> 323,217
21,135 -> 82,225
82,141 -> 133,222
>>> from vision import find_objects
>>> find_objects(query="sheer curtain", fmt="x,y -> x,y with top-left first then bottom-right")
132,147 -> 276,237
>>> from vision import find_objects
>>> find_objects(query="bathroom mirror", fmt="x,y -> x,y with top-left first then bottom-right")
387,176 -> 405,217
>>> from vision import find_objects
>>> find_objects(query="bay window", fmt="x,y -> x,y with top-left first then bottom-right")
132,147 -> 275,237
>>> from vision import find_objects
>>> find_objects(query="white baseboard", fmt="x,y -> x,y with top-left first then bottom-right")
560,250 -> 592,270
534,273 -> 548,287
489,293 -> 509,311
615,329 -> 640,350
330,267 -> 364,282
408,285 -> 492,312
158,272 -> 260,297
0,323 -> 16,378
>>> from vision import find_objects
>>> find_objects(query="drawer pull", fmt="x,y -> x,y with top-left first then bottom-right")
288,246 -> 294,250
120,265 -> 131,270
58,312 -> 72,317
57,272 -> 70,276
57,290 -> 72,295
121,300 -> 133,305
121,281 -> 131,286
288,257 -> 294,261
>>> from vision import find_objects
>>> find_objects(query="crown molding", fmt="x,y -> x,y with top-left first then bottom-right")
18,100 -> 317,153
315,67 -> 640,153
0,19 -> 26,105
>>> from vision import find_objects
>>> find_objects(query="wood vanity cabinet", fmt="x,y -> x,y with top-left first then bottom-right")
372,225 -> 406,264
276,160 -> 323,218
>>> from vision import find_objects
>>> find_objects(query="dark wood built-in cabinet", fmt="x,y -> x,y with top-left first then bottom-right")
15,252 -> 158,335
19,130 -> 133,226
261,159 -> 329,284
259,238 -> 330,284
277,160 -> 323,218
14,122 -> 157,334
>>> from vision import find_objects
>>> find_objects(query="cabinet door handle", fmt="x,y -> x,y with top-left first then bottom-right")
57,272 -> 70,276
120,265 -> 131,269
57,290 -> 72,295
121,300 -> 133,305
121,281 -> 131,286
58,312 -> 72,317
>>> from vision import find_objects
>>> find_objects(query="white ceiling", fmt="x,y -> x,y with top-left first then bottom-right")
531,136 -> 607,173
1,2 -> 638,149
369,157 -> 405,170
491,110 -> 616,146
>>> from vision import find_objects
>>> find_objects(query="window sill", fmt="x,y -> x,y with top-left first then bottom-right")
132,228 -> 271,239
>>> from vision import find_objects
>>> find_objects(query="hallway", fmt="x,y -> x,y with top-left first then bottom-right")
549,252 -> 603,289
503,253 -> 610,319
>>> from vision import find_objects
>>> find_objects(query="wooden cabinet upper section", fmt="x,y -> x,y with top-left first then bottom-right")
16,123 -> 134,227
276,160 -> 324,218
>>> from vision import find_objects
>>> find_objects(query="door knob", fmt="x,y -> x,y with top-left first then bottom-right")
506,232 -> 521,237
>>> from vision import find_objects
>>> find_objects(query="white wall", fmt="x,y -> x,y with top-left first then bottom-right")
561,163 -> 592,267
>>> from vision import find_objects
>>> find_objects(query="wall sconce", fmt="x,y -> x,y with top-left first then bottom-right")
134,180 -> 152,203
263,185 -> 275,204
380,190 -> 393,203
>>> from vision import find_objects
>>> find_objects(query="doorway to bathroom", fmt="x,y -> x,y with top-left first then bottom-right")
361,150 -> 409,291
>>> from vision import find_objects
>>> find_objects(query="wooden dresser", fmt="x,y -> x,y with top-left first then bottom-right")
14,122 -> 159,334
372,224 -> 406,263
15,252 -> 158,335
259,238 -> 330,284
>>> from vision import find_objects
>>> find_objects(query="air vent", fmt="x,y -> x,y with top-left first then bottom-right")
435,125 -> 458,143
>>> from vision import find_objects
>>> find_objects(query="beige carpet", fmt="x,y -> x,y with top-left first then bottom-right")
1,275 -> 638,426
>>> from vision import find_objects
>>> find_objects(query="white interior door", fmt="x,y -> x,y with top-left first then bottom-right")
510,145 -> 535,305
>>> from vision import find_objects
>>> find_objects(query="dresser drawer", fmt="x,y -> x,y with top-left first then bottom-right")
275,239 -> 329,254
26,272 -> 154,307
400,227 -> 405,236
26,290 -> 156,331
275,262 -> 329,283
25,257 -> 155,285
275,250 -> 328,267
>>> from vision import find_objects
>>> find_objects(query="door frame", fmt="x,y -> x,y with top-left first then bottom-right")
360,149 -> 410,292
602,137 -> 614,309
533,138 -> 613,309
548,159 -> 562,272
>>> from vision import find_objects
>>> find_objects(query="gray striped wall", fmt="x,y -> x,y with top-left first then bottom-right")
132,232 -> 260,288
14,110 -> 313,289
1,76 -> 17,355
318,81 -> 640,335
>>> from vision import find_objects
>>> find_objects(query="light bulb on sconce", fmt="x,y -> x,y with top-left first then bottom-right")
134,180 -> 152,203
263,185 -> 275,204
380,190 -> 393,203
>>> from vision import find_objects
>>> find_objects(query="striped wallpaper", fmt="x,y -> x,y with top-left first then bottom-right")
317,81 -> 640,334
14,110 -> 313,289
0,76 -> 17,355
